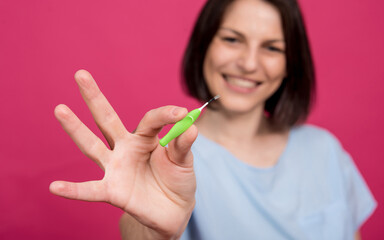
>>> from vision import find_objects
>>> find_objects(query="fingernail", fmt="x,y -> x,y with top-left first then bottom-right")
172,107 -> 182,116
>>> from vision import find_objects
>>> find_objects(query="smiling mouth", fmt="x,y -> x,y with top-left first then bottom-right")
223,74 -> 262,89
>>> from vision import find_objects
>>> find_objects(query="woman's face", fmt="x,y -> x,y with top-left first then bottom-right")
203,0 -> 286,114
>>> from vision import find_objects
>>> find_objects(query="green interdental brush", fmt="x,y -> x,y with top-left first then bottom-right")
159,95 -> 220,147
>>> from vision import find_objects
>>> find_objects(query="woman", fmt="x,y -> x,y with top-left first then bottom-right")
50,0 -> 376,239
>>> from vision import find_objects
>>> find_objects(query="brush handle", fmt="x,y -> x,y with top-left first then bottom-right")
159,109 -> 201,147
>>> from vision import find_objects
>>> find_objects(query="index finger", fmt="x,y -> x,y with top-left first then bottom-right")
134,106 -> 188,138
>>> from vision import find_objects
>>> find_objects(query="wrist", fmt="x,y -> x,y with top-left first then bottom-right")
120,200 -> 195,240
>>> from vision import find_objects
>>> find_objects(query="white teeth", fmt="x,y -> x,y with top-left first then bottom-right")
226,76 -> 257,88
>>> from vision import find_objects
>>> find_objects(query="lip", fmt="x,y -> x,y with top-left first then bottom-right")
222,74 -> 262,93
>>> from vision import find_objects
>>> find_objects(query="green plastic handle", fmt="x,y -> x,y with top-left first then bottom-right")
159,108 -> 201,147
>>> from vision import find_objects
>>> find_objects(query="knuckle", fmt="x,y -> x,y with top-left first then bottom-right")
84,85 -> 101,101
143,108 -> 159,122
144,106 -> 177,121
103,108 -> 117,123
71,119 -> 82,133
144,109 -> 155,118
88,139 -> 109,164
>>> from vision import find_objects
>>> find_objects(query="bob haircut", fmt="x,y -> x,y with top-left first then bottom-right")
182,0 -> 315,130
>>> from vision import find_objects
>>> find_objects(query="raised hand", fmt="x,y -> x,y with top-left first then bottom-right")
50,70 -> 198,238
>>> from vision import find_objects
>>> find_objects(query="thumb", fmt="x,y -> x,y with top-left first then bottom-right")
167,124 -> 198,168
134,106 -> 188,138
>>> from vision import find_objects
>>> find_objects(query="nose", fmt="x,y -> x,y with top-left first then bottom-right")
236,47 -> 259,73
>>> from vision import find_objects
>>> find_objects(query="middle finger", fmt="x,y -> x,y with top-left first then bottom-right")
74,70 -> 127,148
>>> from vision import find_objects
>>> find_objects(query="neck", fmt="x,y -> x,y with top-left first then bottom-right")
195,105 -> 270,144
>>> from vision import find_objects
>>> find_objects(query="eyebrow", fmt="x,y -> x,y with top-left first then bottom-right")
219,27 -> 285,43
220,27 -> 245,38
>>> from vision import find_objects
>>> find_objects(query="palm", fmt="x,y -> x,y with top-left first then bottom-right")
103,137 -> 196,228
50,70 -> 197,234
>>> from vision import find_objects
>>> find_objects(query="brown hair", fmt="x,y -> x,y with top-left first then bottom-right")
182,0 -> 315,130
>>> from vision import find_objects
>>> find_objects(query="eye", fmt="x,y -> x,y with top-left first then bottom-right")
221,37 -> 239,44
266,46 -> 284,53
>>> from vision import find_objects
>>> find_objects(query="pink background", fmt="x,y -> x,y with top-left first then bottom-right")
0,0 -> 383,239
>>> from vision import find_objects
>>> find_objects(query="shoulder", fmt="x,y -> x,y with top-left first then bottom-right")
287,124 -> 350,173
292,127 -> 377,229
292,124 -> 338,141
291,124 -> 343,150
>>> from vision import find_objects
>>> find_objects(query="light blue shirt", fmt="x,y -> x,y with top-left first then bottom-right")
181,125 -> 376,240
